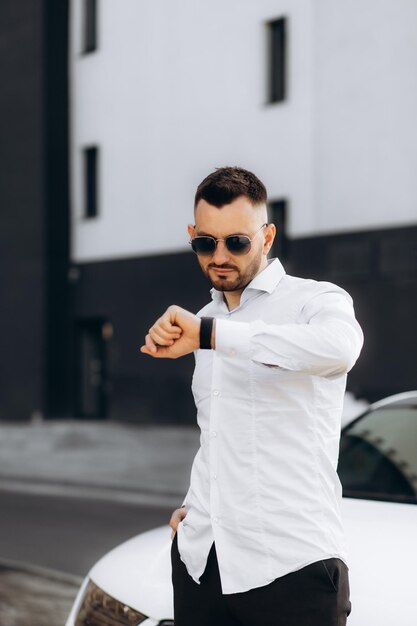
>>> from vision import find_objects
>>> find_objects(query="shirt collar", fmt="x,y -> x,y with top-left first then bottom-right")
210,257 -> 286,303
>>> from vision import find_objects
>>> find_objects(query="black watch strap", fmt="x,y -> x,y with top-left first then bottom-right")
200,317 -> 214,350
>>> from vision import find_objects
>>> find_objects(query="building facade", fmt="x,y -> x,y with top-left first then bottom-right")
1,0 -> 416,421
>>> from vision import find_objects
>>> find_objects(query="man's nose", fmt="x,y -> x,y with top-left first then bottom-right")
212,240 -> 230,265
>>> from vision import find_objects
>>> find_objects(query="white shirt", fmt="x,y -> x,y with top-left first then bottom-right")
176,257 -> 364,594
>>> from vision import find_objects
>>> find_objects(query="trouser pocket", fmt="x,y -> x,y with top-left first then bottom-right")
321,558 -> 341,592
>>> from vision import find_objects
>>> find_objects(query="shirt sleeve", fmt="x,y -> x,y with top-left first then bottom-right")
215,289 -> 364,378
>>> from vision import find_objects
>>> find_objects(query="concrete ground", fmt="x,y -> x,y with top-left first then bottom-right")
0,559 -> 81,626
0,419 -> 200,506
0,392 -> 366,506
0,419 -> 200,626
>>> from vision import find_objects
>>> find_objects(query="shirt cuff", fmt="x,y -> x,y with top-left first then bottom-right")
215,319 -> 252,360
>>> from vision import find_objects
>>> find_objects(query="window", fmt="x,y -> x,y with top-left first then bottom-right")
268,199 -> 289,260
82,0 -> 98,54
338,405 -> 417,504
267,17 -> 287,103
83,147 -> 99,218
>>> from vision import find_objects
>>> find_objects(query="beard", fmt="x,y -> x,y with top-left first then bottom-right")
201,252 -> 264,292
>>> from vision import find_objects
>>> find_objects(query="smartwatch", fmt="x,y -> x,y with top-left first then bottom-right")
200,317 -> 214,350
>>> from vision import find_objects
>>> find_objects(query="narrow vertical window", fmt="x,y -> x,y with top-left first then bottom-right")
84,147 -> 98,218
269,199 -> 289,260
267,18 -> 287,103
83,0 -> 97,54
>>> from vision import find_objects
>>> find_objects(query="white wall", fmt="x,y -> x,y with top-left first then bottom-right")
313,0 -> 417,234
70,0 -> 315,262
69,0 -> 417,263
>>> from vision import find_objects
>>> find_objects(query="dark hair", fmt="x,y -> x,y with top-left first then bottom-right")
194,166 -> 267,210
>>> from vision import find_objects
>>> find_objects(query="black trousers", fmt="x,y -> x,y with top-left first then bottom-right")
171,533 -> 351,626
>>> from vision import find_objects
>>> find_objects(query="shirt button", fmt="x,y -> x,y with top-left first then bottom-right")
213,389 -> 219,396
211,431 -> 217,437
213,473 -> 217,480
212,517 -> 218,523
229,349 -> 236,356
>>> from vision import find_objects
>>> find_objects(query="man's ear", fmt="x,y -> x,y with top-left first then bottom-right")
263,223 -> 276,255
187,224 -> 195,239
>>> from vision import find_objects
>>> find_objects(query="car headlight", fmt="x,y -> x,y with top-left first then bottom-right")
74,579 -> 148,625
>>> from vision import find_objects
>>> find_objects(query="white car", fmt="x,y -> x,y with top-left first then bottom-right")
66,391 -> 417,626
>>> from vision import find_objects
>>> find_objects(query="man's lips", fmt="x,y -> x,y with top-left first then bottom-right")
210,266 -> 237,275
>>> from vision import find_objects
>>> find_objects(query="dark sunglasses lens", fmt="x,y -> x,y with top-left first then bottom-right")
226,236 -> 251,255
191,237 -> 216,255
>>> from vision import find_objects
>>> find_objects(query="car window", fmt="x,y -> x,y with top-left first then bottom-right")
338,406 -> 417,504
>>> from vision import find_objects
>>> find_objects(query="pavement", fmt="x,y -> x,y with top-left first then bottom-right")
0,419 -> 200,626
0,419 -> 200,507
0,391 -> 367,507
0,559 -> 82,626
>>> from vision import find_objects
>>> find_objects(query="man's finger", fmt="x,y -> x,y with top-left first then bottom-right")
149,328 -> 175,346
140,345 -> 166,358
152,324 -> 179,339
141,340 -> 172,359
150,324 -> 181,342
145,334 -> 157,353
160,319 -> 183,335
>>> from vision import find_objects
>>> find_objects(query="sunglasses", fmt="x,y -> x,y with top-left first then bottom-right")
190,223 -> 268,256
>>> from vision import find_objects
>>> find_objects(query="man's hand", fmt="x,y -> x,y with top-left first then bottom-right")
169,506 -> 188,539
140,305 -> 201,359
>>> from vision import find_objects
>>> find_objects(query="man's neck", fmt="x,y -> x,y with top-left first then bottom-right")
223,289 -> 243,311
223,258 -> 269,311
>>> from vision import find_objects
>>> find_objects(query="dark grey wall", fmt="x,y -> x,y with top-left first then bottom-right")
289,225 -> 417,402
0,0 -> 70,421
72,225 -> 417,422
43,0 -> 72,418
0,1 -> 45,420
71,252 -> 210,423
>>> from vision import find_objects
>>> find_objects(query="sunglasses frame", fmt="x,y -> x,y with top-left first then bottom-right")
190,223 -> 268,257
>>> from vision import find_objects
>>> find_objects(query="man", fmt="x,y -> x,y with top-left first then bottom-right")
140,166 -> 364,626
